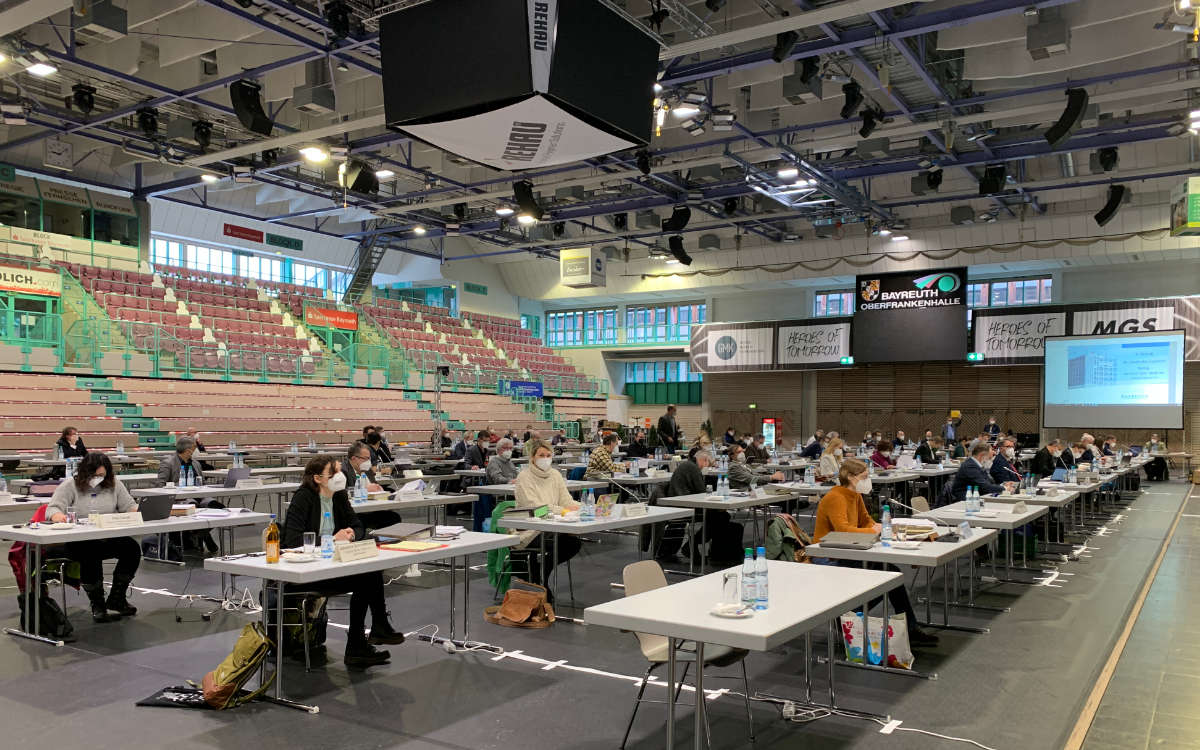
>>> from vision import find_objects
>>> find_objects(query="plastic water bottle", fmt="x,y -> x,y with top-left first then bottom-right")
0,474 -> 8,494
54,443 -> 63,460
355,473 -> 368,503
1068,466 -> 1077,484
741,549 -> 756,608
582,490 -> 596,520
804,465 -> 815,486
228,440 -> 236,452
880,505 -> 893,547
754,547 -> 769,610
320,513 -> 335,559
719,474 -> 729,497
115,440 -> 125,455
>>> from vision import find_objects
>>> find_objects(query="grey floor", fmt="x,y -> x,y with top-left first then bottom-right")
0,479 -> 1192,750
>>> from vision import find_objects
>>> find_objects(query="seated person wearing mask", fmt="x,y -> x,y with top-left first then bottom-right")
984,416 -> 1001,438
185,428 -> 214,471
465,431 -> 490,470
1078,433 -> 1098,465
57,425 -> 88,459
948,443 -> 1012,503
812,458 -> 937,646
723,427 -> 738,445
744,434 -> 771,464
513,441 -> 582,589
448,431 -> 468,462
341,441 -> 401,532
551,429 -> 567,446
951,437 -> 970,460
366,430 -> 393,465
1030,439 -> 1064,479
1143,434 -> 1169,481
485,438 -> 519,484
800,437 -> 824,460
860,431 -> 876,451
283,456 -> 405,666
1101,435 -> 1118,457
47,452 -> 141,623
915,437 -> 942,465
624,429 -> 650,459
818,438 -> 845,480
806,429 -> 825,447
667,450 -> 743,563
869,440 -> 896,470
727,443 -> 784,490
157,436 -> 205,487
584,433 -> 619,480
522,430 -> 542,459
989,438 -> 1023,485
893,430 -> 909,448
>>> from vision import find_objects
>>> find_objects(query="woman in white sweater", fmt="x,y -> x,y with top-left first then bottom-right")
46,453 -> 141,623
818,437 -> 845,481
512,440 -> 581,591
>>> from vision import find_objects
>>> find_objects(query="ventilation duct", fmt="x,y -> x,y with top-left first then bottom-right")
1026,7 -> 1070,61
293,60 -> 336,116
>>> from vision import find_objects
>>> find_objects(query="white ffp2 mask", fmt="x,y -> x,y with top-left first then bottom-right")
327,472 -> 347,493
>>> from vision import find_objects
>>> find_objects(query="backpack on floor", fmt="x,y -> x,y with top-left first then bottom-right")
264,587 -> 328,656
17,588 -> 75,642
201,623 -> 274,710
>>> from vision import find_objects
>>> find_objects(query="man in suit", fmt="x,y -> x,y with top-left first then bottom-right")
941,415 -> 961,442
989,438 -> 1023,485
983,416 -> 1001,439
915,437 -> 943,465
948,443 -> 1011,503
339,441 -> 400,531
744,433 -> 771,464
1079,433 -> 1098,464
657,404 -> 681,452
157,436 -> 205,487
465,430 -> 490,470
184,428 -> 214,471
1030,439 -> 1063,479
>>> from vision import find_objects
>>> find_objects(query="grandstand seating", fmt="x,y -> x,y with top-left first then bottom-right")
463,311 -> 589,389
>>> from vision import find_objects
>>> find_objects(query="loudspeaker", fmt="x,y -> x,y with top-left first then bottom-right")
1044,88 -> 1088,148
662,205 -> 692,233
1093,184 -> 1128,227
979,164 -> 1006,195
339,159 -> 379,194
230,80 -> 273,136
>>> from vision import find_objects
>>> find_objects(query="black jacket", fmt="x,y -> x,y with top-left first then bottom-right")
283,483 -> 365,548
56,436 -> 87,459
745,443 -> 770,464
915,442 -> 937,465
666,459 -> 707,497
949,458 -> 1004,502
370,442 -> 393,464
625,440 -> 649,459
1060,449 -> 1076,468
800,441 -> 822,460
1030,447 -> 1057,478
989,454 -> 1022,484
337,459 -> 376,503
465,443 -> 488,469
657,414 -> 680,449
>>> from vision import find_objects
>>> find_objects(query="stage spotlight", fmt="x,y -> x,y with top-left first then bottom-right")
723,197 -> 739,216
662,205 -> 692,232
1097,147 -> 1119,172
513,180 -> 543,221
667,235 -> 693,265
772,31 -> 799,63
552,221 -> 566,238
338,159 -> 379,194
647,6 -> 670,31
1094,184 -> 1128,227
840,81 -> 863,119
261,148 -> 279,167
1044,87 -> 1088,148
799,56 -> 821,85
136,107 -> 158,136
926,168 -> 943,191
635,150 -> 652,175
70,83 -> 95,115
453,202 -> 467,221
610,212 -> 628,230
979,164 -> 1007,195
325,1 -> 352,40
191,120 -> 212,150
859,108 -> 880,138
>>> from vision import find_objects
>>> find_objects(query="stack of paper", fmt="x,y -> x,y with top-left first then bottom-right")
434,525 -> 464,538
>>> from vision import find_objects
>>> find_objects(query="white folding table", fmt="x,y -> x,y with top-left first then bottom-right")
658,491 -> 804,575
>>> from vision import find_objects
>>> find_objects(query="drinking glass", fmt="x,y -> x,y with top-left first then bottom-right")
65,511 -> 77,525
722,571 -> 740,605
303,532 -> 316,556
894,524 -> 907,543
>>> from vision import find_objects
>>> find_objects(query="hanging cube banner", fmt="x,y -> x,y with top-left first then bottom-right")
1169,177 -> 1200,236
380,0 -> 659,171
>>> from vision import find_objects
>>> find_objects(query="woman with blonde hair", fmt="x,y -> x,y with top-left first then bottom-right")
818,437 -> 845,480
513,439 -> 582,591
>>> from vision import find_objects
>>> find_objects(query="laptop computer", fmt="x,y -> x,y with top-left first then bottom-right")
138,495 -> 174,522
818,531 -> 879,550
1051,467 -> 1068,482
223,467 -> 251,488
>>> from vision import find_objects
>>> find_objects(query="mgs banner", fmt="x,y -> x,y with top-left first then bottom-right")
853,267 -> 967,363
304,307 -> 358,331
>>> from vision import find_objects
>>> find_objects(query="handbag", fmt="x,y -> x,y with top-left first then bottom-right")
483,578 -> 556,628
839,611 -> 914,670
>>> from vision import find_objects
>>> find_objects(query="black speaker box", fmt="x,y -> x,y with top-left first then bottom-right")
1094,184 -> 1128,227
1044,88 -> 1088,148
230,80 -> 273,136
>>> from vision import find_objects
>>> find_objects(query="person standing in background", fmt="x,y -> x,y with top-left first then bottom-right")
657,404 -> 681,452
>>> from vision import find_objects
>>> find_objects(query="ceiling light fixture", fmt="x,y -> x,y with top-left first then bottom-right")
878,227 -> 892,236
671,106 -> 700,118
495,206 -> 515,216
513,179 -> 544,221
200,174 -> 220,183
516,213 -> 537,225
375,169 -> 395,179
299,145 -> 329,163
413,225 -> 427,235
778,166 -> 800,180
26,62 -> 56,77
889,234 -> 910,242
70,83 -> 96,114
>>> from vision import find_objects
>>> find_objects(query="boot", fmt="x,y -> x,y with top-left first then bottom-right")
344,638 -> 390,667
105,575 -> 138,617
368,620 -> 406,646
83,583 -> 120,623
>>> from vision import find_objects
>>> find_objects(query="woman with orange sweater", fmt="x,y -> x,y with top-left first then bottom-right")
814,458 -> 938,647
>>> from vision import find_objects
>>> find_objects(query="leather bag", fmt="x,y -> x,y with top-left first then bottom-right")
483,578 -> 556,628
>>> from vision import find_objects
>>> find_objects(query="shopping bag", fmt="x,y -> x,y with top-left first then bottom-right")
838,611 -> 915,670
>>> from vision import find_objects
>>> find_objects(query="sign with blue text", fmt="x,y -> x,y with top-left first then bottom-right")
505,380 -> 544,398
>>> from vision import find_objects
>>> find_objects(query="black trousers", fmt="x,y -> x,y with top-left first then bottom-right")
1145,457 -> 1169,481
530,533 -> 582,584
64,537 -> 141,585
290,571 -> 387,642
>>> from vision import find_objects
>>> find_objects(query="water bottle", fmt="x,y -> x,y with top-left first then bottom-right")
741,549 -> 756,608
290,442 -> 298,453
355,473 -> 368,503
54,443 -> 63,460
115,440 -> 125,455
804,465 -> 814,486
880,505 -> 893,547
320,512 -> 335,559
754,547 -> 769,610
582,489 -> 596,520
180,466 -> 189,489
719,474 -> 729,497
228,439 -> 235,452
0,474 -> 8,495
1068,466 -> 1077,484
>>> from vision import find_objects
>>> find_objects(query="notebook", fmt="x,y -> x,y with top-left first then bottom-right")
369,522 -> 433,541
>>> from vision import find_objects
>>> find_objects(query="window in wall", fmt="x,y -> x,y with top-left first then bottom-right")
546,307 -> 617,346
185,244 -> 236,275
625,360 -> 702,383
241,254 -> 283,283
814,290 -> 853,318
152,238 -> 184,267
292,263 -> 326,289
0,193 -> 40,230
520,313 -> 540,338
967,276 -> 1053,309
625,302 -> 705,343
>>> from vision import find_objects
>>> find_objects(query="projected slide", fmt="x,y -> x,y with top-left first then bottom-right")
1043,330 -> 1184,429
